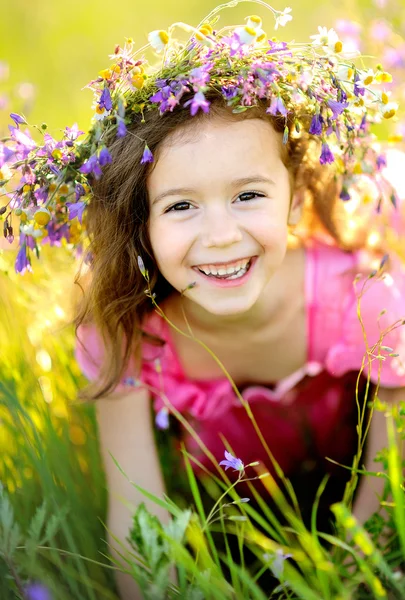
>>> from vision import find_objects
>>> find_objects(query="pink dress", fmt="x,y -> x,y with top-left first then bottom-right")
76,241 -> 405,489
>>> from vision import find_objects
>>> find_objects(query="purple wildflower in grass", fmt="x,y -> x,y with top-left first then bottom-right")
10,112 -> 26,126
267,96 -> 287,117
320,142 -> 334,165
265,549 -> 293,578
184,90 -> 210,116
99,87 -> 112,112
309,113 -> 323,135
98,146 -> 112,166
155,408 -> 170,430
79,154 -> 103,179
15,243 -> 31,275
66,201 -> 86,224
117,118 -> 127,138
327,99 -> 349,120
141,144 -> 154,164
219,450 -> 244,473
25,582 -> 52,600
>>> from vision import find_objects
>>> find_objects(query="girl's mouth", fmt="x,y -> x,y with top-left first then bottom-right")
191,256 -> 257,288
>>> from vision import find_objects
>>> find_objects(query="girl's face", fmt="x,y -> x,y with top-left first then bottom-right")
147,117 -> 293,317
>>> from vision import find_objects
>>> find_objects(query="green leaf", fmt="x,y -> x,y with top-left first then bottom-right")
27,501 -> 47,545
163,509 -> 192,544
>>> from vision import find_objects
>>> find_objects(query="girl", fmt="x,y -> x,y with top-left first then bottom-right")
3,3 -> 404,598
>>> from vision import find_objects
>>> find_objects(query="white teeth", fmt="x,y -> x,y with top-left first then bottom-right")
197,258 -> 250,276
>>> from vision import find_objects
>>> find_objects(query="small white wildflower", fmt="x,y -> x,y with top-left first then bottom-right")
21,224 -> 42,238
310,26 -> 342,53
274,7 -> 292,30
234,25 -> 266,44
245,15 -> 262,30
148,30 -> 170,53
380,101 -> 398,119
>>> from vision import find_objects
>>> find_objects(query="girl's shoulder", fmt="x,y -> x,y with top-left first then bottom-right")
307,239 -> 405,388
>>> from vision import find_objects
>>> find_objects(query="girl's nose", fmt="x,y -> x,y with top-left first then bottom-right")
200,210 -> 243,248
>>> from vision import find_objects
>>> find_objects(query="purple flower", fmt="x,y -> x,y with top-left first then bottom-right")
25,582 -> 52,600
117,118 -> 127,138
339,186 -> 351,201
189,66 -> 211,87
267,40 -> 290,54
64,123 -> 84,141
320,142 -> 335,165
376,154 -> 387,170
99,87 -> 112,112
98,147 -> 112,166
75,183 -> 86,201
327,99 -> 349,120
0,143 -> 15,166
184,91 -> 210,116
140,144 -> 154,164
10,112 -> 26,126
267,96 -> 287,117
66,201 -> 86,224
155,408 -> 170,430
79,154 -> 103,179
266,549 -> 293,578
15,243 -> 31,274
219,450 -> 244,473
309,113 -> 323,135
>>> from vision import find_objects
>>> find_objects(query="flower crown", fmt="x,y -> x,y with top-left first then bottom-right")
0,0 -> 400,274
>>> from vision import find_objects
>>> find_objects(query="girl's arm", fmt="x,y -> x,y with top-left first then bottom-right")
352,387 -> 404,526
96,388 -> 171,600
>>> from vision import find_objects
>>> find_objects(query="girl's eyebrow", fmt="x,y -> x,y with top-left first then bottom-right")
151,175 -> 276,205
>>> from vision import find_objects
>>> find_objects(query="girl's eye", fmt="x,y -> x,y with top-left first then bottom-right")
236,191 -> 265,202
165,201 -> 192,212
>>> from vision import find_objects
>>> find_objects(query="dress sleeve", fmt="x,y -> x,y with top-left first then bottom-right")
75,323 -> 137,393
325,252 -> 405,388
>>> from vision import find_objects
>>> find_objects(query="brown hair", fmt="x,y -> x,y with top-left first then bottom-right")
74,95 -> 355,401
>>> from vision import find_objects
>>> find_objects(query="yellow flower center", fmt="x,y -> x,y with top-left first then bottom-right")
34,209 -> 51,226
131,75 -> 144,89
59,184 -> 69,195
244,26 -> 257,36
381,92 -> 389,104
383,108 -> 396,119
23,184 -> 31,193
99,68 -> 112,79
334,40 -> 342,53
159,30 -> 169,45
52,148 -> 62,160
363,75 -> 373,86
375,71 -> 392,83
95,105 -> 105,114
256,31 -> 266,42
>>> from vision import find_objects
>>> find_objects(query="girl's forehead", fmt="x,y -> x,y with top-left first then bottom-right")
147,119 -> 286,196
153,118 -> 282,167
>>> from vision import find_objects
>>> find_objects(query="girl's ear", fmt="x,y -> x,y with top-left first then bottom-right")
288,188 -> 305,226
